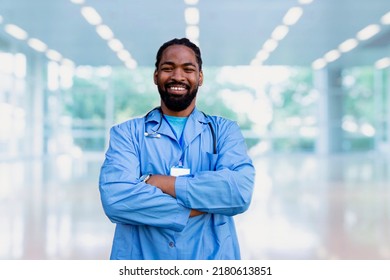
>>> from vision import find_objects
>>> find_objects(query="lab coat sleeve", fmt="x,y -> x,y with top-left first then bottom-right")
175,120 -> 255,216
99,123 -> 191,231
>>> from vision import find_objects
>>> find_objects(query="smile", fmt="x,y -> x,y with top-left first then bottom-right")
170,86 -> 186,91
166,84 -> 189,94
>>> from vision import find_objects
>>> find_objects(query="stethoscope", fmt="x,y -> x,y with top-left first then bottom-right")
144,107 -> 217,154
143,107 -> 163,138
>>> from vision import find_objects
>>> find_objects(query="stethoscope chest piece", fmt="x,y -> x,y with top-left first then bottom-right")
144,131 -> 161,138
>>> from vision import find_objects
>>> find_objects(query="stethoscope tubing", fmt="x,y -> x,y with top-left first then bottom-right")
144,107 -> 217,154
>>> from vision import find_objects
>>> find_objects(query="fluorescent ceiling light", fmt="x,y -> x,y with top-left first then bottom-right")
125,59 -> 137,70
283,7 -> 303,26
271,25 -> 289,41
96,24 -> 114,40
356,24 -> 380,41
375,57 -> 390,69
324,49 -> 340,62
27,38 -> 48,52
0,15 -> 3,24
46,49 -> 63,61
312,58 -> 326,69
185,7 -> 199,25
381,11 -> 390,25
256,50 -> 270,61
250,58 -> 262,66
186,25 -> 200,39
184,0 -> 199,4
62,58 -> 75,67
299,0 -> 314,4
108,39 -> 123,52
81,6 -> 102,26
338,38 -> 358,53
70,0 -> 84,4
263,39 -> 278,52
4,24 -> 28,40
117,50 -> 131,61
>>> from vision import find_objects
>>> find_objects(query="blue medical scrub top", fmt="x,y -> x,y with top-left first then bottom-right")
99,107 -> 255,259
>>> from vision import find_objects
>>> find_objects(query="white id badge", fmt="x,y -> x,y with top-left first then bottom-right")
170,166 -> 191,177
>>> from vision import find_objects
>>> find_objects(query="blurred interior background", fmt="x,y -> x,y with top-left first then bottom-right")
1,0 -> 390,259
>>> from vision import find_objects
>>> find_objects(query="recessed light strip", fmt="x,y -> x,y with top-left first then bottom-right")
46,49 -> 63,62
96,25 -> 114,40
312,10 -> 390,70
27,38 -> 48,52
70,0 -> 85,4
338,38 -> 358,53
4,24 -> 28,40
184,0 -> 199,4
71,0 -> 137,69
250,0 -> 313,66
298,0 -> 313,4
375,57 -> 390,69
184,0 -> 200,46
1,16 -> 74,67
283,7 -> 303,26
356,24 -> 381,41
380,11 -> 390,25
81,6 -> 102,26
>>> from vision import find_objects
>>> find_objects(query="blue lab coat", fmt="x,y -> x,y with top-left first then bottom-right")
99,107 -> 255,259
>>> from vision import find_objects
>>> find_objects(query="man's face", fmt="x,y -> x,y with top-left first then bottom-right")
154,45 -> 203,113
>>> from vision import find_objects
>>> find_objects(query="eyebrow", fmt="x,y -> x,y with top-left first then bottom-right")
160,61 -> 197,68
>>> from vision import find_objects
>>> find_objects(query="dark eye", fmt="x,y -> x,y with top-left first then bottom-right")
161,67 -> 173,72
184,68 -> 195,73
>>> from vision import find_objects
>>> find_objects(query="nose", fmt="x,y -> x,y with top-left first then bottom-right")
171,68 -> 185,81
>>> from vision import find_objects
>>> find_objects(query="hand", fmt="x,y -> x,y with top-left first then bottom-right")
146,174 -> 176,197
190,209 -> 204,217
147,175 -> 205,217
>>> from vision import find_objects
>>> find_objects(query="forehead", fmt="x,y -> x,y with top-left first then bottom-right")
159,45 -> 198,66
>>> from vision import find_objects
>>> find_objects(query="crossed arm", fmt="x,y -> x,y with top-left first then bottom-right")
100,121 -> 254,230
147,174 -> 204,217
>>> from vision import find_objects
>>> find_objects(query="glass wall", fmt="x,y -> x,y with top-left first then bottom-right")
343,67 -> 378,151
55,65 -> 389,156
1,37 -> 389,162
3,62 -> 389,161
0,51 -> 27,159
64,65 -> 318,155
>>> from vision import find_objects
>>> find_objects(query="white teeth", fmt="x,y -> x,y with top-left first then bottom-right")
170,86 -> 186,91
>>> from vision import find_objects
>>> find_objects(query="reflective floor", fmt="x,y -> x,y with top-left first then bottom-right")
1,151 -> 390,260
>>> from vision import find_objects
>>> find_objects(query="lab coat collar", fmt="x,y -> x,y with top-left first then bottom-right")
144,107 -> 175,140
144,107 -> 210,144
182,108 -> 210,148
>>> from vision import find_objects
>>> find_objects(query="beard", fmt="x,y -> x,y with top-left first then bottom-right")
158,83 -> 198,112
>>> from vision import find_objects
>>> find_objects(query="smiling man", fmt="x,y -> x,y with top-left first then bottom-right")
155,43 -> 202,115
99,38 -> 255,260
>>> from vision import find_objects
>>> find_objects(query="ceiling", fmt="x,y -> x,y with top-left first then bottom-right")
0,0 -> 390,68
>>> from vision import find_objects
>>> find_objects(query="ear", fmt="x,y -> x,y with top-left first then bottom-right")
199,71 -> 204,86
153,70 -> 158,85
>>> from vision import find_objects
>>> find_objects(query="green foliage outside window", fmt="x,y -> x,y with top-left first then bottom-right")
62,65 -> 383,153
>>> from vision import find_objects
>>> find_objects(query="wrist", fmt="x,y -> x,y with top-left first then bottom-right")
140,173 -> 152,183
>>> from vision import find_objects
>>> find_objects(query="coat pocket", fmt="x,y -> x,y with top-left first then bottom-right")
206,151 -> 218,171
